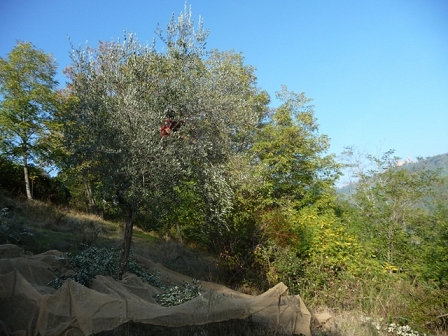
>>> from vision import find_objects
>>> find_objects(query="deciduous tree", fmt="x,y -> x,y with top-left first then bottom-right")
250,85 -> 340,210
0,42 -> 59,199
221,86 -> 342,290
342,148 -> 445,271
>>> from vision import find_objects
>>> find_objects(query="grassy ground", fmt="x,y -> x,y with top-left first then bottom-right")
0,193 -> 219,278
1,193 -> 446,336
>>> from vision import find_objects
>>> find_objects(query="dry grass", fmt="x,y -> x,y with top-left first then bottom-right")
0,193 -> 123,252
2,193 -> 447,336
306,275 -> 448,336
133,238 -> 225,283
310,307 -> 371,336
0,192 -> 224,283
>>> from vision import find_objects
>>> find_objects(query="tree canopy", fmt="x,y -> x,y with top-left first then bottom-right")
0,41 -> 59,199
62,6 -> 268,275
341,148 -> 447,275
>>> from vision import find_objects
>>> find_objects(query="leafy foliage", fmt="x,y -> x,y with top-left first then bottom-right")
48,245 -> 162,288
0,207 -> 20,244
341,148 -> 446,275
48,244 -> 202,307
154,279 -> 202,307
0,41 -> 60,199
217,86 -> 345,292
0,157 -> 70,204
62,6 -> 268,275
250,86 -> 340,208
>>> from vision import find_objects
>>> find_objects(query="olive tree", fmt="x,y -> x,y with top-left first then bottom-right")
0,42 -> 59,199
63,6 -> 267,277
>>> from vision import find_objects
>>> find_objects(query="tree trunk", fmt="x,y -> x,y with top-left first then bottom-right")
119,205 -> 136,279
84,181 -> 96,212
23,155 -> 33,200
176,222 -> 183,246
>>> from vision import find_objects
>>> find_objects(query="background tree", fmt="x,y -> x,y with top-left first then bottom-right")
341,148 -> 445,273
219,86 -> 344,291
62,6 -> 267,277
250,86 -> 340,209
0,41 -> 59,199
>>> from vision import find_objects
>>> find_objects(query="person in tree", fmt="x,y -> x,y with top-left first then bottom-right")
160,117 -> 173,137
160,116 -> 183,137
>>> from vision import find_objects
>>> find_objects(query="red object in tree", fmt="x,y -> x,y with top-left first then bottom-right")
160,118 -> 172,137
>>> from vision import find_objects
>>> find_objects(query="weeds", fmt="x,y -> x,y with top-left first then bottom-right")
304,272 -> 448,336
360,316 -> 427,336
0,207 -> 19,243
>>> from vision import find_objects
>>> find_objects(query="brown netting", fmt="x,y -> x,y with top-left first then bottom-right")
0,244 -> 311,335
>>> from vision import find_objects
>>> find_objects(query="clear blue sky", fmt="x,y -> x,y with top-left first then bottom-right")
1,0 -> 447,162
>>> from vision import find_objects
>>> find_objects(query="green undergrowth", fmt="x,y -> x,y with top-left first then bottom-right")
2,192 -> 447,335
132,228 -> 159,244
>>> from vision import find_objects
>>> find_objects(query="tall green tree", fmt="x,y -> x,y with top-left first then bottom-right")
220,86 -> 343,290
250,86 -> 340,209
0,42 -> 59,199
63,6 -> 267,276
342,148 -> 445,271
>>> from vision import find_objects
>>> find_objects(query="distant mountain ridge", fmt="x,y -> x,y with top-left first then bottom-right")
337,152 -> 448,195
418,152 -> 448,176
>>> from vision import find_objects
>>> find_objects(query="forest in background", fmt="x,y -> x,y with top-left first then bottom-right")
1,6 -> 447,335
